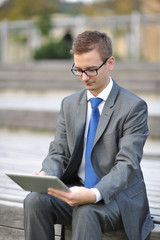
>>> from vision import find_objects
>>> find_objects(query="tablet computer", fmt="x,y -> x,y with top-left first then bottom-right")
6,173 -> 70,193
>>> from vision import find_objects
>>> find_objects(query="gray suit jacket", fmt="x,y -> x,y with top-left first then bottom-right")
42,80 -> 154,240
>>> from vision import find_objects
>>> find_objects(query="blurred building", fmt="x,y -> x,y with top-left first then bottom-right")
0,12 -> 160,63
142,0 -> 160,14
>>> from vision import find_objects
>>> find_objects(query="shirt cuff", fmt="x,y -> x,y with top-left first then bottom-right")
91,188 -> 102,203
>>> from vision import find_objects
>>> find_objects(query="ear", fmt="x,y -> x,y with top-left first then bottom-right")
108,56 -> 115,71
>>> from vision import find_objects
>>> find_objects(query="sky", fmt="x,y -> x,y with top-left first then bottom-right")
0,0 -> 4,6
0,0 -> 8,7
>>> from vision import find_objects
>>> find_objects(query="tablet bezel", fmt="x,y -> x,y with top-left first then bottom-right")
6,173 -> 70,193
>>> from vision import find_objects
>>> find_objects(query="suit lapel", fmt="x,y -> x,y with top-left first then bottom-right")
75,92 -> 87,143
93,81 -> 120,147
61,90 -> 87,182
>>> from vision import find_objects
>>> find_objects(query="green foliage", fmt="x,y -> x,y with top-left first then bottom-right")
58,2 -> 83,15
108,0 -> 142,15
81,0 -> 143,16
1,0 -> 159,20
0,0 -> 57,20
35,13 -> 52,37
33,40 -> 72,60
11,30 -> 28,44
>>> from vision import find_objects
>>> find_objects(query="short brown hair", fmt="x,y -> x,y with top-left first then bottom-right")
70,30 -> 112,61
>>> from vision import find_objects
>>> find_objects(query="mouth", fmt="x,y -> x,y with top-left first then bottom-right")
84,80 -> 94,86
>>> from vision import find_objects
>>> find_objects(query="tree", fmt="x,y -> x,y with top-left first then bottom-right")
81,0 -> 144,16
0,0 -> 58,21
35,13 -> 52,37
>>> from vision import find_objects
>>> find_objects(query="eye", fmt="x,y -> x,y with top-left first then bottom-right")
85,69 -> 97,76
71,68 -> 82,76
75,69 -> 82,74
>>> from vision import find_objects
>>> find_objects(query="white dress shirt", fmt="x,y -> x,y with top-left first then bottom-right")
78,78 -> 113,202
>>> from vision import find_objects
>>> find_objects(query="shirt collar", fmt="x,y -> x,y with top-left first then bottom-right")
87,77 -> 113,101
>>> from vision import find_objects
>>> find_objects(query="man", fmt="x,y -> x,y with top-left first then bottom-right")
24,30 -> 154,240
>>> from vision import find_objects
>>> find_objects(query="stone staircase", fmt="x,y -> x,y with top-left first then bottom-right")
0,60 -> 159,92
0,60 -> 160,137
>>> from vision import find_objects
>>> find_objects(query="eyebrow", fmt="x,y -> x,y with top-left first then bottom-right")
74,65 -> 98,70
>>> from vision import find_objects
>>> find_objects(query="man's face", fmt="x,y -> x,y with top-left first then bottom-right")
74,49 -> 114,96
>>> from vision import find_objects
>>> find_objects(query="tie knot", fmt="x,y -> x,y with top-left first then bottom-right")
90,98 -> 103,109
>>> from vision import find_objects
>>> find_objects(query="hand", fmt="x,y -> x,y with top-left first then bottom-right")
48,186 -> 96,206
32,171 -> 48,176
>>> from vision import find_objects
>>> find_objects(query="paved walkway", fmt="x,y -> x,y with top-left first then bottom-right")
0,130 -> 52,175
0,91 -> 160,115
0,90 -> 73,112
0,129 -> 160,176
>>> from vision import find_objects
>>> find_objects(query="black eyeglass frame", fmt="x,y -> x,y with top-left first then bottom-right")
71,57 -> 109,77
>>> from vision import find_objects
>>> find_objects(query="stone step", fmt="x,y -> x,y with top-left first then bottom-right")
0,60 -> 83,91
0,60 -> 160,93
0,91 -> 160,137
0,129 -> 160,170
0,109 -> 160,138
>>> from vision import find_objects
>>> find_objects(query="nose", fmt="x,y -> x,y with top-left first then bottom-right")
81,72 -> 89,82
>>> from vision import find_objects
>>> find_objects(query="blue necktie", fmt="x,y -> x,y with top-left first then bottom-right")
85,97 -> 103,188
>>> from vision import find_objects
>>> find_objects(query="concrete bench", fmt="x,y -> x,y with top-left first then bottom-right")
0,197 -> 159,240
0,137 -> 160,240
0,167 -> 160,240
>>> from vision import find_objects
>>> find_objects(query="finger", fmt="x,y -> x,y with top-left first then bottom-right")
48,188 -> 74,205
48,188 -> 70,195
48,190 -> 70,204
32,171 -> 48,176
39,171 -> 48,176
32,172 -> 39,175
48,188 -> 66,198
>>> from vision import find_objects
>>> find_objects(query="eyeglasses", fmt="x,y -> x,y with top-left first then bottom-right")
71,58 -> 109,77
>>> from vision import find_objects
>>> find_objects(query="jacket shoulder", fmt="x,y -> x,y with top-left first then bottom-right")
114,81 -> 147,107
62,89 -> 86,106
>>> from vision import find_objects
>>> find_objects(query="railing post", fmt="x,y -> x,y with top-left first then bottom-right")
0,19 -> 8,63
129,12 -> 141,60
